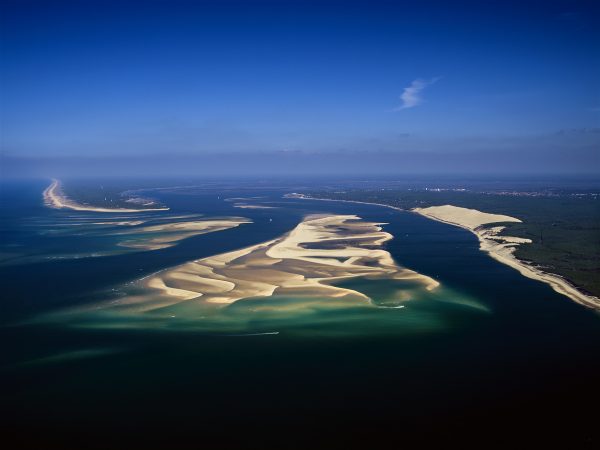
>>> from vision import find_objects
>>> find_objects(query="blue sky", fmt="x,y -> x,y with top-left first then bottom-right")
1,0 -> 599,175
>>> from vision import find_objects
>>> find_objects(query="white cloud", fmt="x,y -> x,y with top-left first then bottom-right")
394,77 -> 440,110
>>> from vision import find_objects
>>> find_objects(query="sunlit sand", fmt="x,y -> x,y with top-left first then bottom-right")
112,215 -> 440,312
116,218 -> 253,250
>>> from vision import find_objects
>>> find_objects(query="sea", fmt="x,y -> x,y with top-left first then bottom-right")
1,178 -> 598,447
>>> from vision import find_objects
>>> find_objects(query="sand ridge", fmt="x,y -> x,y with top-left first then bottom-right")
115,215 -> 440,312
116,218 -> 253,251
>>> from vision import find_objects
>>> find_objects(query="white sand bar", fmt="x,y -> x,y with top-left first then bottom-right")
115,215 -> 439,312
116,218 -> 252,251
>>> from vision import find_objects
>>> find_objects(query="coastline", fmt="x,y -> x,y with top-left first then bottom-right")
288,194 -> 600,310
43,179 -> 170,213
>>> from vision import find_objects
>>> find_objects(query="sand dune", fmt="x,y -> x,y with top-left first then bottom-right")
115,215 -> 439,312
414,205 -> 600,309
413,205 -> 521,228
43,179 -> 169,213
116,218 -> 252,251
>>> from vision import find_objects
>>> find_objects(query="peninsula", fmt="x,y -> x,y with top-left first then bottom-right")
413,205 -> 600,309
43,179 -> 170,212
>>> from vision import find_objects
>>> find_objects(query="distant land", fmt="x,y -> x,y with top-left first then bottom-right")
43,179 -> 169,212
292,186 -> 600,308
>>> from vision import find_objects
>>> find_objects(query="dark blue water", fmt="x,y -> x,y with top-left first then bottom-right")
1,180 -> 598,447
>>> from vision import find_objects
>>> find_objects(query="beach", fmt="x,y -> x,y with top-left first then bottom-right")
43,179 -> 169,212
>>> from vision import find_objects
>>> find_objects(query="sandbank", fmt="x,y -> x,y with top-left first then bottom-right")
116,218 -> 252,251
114,215 -> 439,312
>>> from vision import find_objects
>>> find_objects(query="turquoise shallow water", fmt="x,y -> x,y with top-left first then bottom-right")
1,179 -> 599,446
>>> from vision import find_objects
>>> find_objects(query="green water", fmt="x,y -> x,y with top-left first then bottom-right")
46,282 -> 487,338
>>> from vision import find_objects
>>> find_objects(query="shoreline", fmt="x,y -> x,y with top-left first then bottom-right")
288,194 -> 600,310
43,179 -> 169,213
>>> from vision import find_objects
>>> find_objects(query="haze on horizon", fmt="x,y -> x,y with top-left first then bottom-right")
1,0 -> 599,178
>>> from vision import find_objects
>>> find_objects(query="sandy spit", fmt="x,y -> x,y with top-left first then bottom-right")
43,179 -> 169,213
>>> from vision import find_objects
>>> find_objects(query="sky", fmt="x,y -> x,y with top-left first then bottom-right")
1,0 -> 599,176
